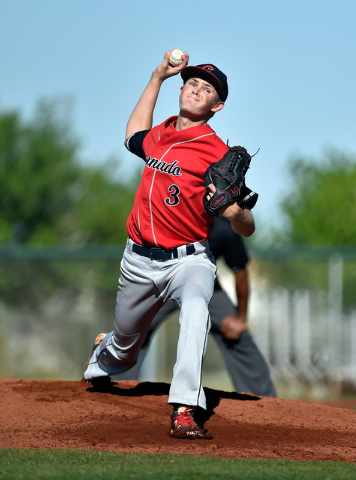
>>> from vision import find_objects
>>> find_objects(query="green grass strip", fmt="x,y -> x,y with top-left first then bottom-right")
0,448 -> 355,480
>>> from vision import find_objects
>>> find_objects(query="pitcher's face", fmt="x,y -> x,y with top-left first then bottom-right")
179,77 -> 224,119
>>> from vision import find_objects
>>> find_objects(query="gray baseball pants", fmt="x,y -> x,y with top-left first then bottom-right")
84,238 -> 217,410
115,288 -> 277,397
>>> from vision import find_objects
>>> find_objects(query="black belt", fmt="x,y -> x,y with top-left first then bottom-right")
132,243 -> 196,260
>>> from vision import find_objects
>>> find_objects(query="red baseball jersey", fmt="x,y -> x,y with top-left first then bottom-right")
126,116 -> 229,249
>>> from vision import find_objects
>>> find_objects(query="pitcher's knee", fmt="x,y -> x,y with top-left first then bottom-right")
101,331 -> 141,370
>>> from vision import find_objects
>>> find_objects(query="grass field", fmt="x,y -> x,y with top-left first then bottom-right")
1,449 -> 356,480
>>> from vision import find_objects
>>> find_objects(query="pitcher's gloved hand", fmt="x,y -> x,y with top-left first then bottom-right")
203,146 -> 257,216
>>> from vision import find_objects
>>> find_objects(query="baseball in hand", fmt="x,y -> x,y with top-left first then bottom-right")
169,49 -> 184,67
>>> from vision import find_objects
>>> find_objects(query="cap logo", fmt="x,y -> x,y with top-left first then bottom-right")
202,65 -> 214,71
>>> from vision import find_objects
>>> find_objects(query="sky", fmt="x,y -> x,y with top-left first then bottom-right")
1,0 -> 355,235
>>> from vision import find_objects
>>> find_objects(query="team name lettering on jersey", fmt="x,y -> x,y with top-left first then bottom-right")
145,156 -> 182,176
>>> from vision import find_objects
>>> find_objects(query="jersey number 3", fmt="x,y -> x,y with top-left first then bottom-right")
165,184 -> 180,206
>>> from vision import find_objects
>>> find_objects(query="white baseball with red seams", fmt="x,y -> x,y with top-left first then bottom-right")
169,49 -> 184,67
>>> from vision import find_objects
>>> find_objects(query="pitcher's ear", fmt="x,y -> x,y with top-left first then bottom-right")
211,101 -> 225,113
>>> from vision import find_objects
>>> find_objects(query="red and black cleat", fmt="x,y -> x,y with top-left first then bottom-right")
169,407 -> 212,439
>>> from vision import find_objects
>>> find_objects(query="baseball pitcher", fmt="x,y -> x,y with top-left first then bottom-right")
84,50 -> 256,438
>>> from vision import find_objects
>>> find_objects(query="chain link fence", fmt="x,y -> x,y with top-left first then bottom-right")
1,244 -> 356,399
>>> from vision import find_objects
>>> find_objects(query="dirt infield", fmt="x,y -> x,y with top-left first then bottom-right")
1,378 -> 356,463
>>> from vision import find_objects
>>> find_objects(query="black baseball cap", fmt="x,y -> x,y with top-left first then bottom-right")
181,64 -> 228,102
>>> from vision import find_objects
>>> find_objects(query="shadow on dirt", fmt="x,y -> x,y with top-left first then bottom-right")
85,379 -> 261,425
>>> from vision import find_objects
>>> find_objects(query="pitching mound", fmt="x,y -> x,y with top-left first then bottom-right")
1,379 -> 356,462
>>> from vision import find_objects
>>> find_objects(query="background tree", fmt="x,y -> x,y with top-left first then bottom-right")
0,98 -> 140,311
249,150 -> 356,311
0,99 -> 81,243
280,150 -> 356,245
0,99 -> 138,245
74,161 -> 140,244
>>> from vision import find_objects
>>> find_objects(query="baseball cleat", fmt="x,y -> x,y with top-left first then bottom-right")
169,407 -> 210,439
84,333 -> 107,373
